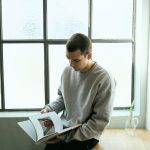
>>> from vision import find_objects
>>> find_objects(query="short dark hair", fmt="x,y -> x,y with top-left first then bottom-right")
66,33 -> 92,55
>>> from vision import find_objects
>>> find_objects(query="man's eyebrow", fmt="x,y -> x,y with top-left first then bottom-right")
70,58 -> 81,61
66,55 -> 81,61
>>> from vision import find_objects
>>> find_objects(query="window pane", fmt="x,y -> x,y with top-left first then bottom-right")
92,0 -> 133,39
2,0 -> 43,39
49,45 -> 68,101
3,44 -> 44,109
93,43 -> 132,107
47,0 -> 88,39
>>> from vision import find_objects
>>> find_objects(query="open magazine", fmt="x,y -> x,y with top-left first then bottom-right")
18,112 -> 81,145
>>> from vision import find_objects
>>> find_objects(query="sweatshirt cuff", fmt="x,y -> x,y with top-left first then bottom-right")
44,105 -> 54,112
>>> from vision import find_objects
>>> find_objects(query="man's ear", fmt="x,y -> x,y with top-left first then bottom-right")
87,51 -> 92,60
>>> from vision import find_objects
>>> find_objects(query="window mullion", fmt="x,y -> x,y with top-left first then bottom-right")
131,0 -> 136,105
43,0 -> 49,105
0,0 -> 5,111
88,0 -> 92,38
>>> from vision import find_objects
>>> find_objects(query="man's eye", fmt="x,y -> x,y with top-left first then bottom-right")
73,60 -> 81,62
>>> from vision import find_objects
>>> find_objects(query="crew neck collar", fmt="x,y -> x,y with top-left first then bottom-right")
80,61 -> 96,74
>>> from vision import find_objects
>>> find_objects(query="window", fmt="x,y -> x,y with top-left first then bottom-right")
3,44 -> 45,109
0,0 -> 138,111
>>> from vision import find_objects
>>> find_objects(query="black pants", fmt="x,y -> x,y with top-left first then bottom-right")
44,138 -> 99,150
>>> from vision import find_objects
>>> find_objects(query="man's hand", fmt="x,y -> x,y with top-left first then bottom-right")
41,108 -> 48,114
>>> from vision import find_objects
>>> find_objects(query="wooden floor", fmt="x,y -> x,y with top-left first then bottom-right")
92,129 -> 150,150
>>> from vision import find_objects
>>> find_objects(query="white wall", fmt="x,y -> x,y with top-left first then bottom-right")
140,0 -> 150,129
146,52 -> 150,130
146,1 -> 150,129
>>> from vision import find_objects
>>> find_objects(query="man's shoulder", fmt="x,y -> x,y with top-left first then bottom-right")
63,65 -> 72,72
93,62 -> 115,83
61,65 -> 73,76
93,62 -> 109,76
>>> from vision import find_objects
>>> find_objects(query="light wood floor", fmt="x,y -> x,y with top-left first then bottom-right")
92,129 -> 150,150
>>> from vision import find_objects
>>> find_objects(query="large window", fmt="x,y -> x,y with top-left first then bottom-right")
0,0 -> 137,110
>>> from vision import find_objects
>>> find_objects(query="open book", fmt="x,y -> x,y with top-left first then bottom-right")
18,112 -> 81,145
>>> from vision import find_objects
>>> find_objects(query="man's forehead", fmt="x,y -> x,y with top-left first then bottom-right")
66,50 -> 83,58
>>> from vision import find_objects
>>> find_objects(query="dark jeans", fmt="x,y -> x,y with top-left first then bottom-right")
44,138 -> 99,150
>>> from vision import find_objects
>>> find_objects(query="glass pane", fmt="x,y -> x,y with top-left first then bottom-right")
2,0 -> 43,39
47,0 -> 88,39
49,45 -> 68,101
93,43 -> 132,107
3,44 -> 45,109
92,0 -> 133,39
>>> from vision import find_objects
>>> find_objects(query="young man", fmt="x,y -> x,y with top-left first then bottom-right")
41,33 -> 116,150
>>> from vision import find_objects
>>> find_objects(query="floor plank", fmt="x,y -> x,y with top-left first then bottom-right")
92,129 -> 150,150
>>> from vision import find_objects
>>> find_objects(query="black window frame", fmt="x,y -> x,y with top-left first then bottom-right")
0,0 -> 136,111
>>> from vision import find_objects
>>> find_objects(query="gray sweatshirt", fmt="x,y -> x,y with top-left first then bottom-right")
45,62 -> 116,142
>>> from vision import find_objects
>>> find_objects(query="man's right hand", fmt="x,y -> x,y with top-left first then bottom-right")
40,108 -> 48,114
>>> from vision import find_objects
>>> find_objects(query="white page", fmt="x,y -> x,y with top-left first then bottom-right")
29,112 -> 63,140
18,120 -> 37,142
48,112 -> 63,132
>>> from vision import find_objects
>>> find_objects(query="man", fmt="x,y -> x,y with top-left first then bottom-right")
41,33 -> 116,150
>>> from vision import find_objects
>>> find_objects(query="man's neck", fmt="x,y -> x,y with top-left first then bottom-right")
81,60 -> 95,73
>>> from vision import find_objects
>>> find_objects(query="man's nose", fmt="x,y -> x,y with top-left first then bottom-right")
69,60 -> 75,67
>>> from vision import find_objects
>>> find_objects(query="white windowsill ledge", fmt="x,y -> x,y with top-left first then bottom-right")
0,111 -> 40,118
0,110 -> 140,118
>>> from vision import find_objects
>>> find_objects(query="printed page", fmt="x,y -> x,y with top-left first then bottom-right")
18,120 -> 37,142
29,112 -> 63,141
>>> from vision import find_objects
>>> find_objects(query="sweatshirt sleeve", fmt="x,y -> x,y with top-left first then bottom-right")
45,84 -> 65,114
66,74 -> 116,141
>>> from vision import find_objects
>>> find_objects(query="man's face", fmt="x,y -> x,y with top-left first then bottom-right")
66,49 -> 89,72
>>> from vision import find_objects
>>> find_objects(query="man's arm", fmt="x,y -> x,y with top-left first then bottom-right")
42,85 -> 65,114
66,76 -> 116,141
41,85 -> 66,144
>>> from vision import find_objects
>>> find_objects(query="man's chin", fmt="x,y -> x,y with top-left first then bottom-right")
73,68 -> 79,71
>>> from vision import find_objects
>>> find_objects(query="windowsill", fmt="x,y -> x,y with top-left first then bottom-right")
0,111 -> 40,118
112,110 -> 140,117
0,110 -> 140,118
